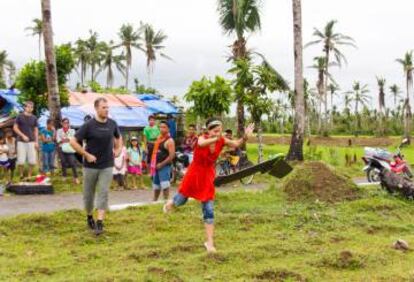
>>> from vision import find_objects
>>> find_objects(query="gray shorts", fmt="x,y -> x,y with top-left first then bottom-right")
17,142 -> 37,165
83,167 -> 113,213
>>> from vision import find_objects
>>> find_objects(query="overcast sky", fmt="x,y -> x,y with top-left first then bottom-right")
1,0 -> 413,109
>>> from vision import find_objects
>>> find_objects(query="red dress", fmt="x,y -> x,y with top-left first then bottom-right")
179,135 -> 225,202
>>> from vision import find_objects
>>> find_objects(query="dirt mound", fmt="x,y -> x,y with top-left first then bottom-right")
282,161 -> 359,203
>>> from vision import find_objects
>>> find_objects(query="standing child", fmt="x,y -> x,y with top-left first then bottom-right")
113,146 -> 127,190
127,136 -> 146,189
5,129 -> 16,183
40,119 -> 56,175
0,134 -> 10,180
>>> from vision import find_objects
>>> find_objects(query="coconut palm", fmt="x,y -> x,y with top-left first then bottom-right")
309,56 -> 337,134
346,81 -> 370,133
396,51 -> 414,141
41,0 -> 61,126
85,30 -> 106,82
97,41 -> 126,88
389,84 -> 402,108
306,20 -> 356,133
25,18 -> 43,60
328,83 -> 340,109
139,22 -> 171,87
376,77 -> 386,112
347,81 -> 370,115
0,50 -> 15,87
116,24 -> 142,89
287,0 -> 305,161
217,0 -> 262,138
376,76 -> 386,136
74,39 -> 89,86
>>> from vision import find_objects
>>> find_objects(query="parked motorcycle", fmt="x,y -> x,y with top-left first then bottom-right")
362,138 -> 412,182
171,149 -> 190,183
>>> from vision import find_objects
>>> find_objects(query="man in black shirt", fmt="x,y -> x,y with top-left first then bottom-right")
70,97 -> 122,235
13,101 -> 39,179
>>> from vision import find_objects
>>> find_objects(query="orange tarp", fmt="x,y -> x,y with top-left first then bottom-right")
69,92 -> 146,107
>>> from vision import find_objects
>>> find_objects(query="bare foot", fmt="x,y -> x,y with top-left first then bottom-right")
74,178 -> 80,185
204,242 -> 217,253
163,200 -> 174,213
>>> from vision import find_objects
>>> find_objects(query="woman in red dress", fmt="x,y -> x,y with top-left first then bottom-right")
164,117 -> 254,253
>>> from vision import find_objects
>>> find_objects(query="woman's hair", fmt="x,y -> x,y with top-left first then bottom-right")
206,117 -> 222,130
159,120 -> 169,128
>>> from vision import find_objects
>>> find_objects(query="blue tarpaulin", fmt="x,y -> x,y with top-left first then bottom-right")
135,94 -> 179,114
39,105 -> 152,128
0,89 -> 22,114
2,90 -> 179,129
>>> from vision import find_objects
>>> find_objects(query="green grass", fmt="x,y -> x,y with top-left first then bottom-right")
247,143 -> 414,178
1,185 -> 414,281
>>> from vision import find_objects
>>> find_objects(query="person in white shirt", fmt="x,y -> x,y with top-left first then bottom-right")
56,118 -> 79,184
0,134 -> 10,180
113,146 -> 127,190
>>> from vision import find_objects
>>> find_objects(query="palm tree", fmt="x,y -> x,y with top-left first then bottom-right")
376,76 -> 386,136
98,41 -> 127,88
396,51 -> 414,141
309,56 -> 337,134
116,24 -> 141,89
85,30 -> 106,82
306,20 -> 356,133
0,50 -> 15,87
389,84 -> 402,109
217,0 -> 262,138
376,76 -> 386,113
328,83 -> 340,110
347,81 -> 370,133
139,22 -> 171,87
41,0 -> 61,127
74,39 -> 89,86
25,18 -> 43,60
287,0 -> 305,161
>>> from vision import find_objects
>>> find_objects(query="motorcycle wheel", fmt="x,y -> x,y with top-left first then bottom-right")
366,167 -> 381,183
215,162 -> 229,177
240,160 -> 254,185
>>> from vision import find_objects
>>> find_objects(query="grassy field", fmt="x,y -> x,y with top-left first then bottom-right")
1,184 -> 414,281
246,143 -> 414,178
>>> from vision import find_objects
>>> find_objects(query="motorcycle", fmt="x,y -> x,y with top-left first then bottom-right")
362,138 -> 412,182
171,149 -> 190,183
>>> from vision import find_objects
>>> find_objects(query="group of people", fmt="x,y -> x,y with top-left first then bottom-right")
0,101 -> 81,184
2,97 -> 254,252
68,97 -> 254,253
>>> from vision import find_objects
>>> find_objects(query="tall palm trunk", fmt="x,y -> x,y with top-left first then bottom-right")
256,119 -> 264,163
38,34 -> 42,61
125,48 -> 132,89
316,71 -> 323,134
322,48 -> 330,136
404,71 -> 413,142
233,37 -> 247,140
287,0 -> 305,161
41,0 -> 61,128
107,66 -> 113,88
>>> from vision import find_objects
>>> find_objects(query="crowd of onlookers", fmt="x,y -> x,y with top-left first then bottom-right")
0,100 -> 223,189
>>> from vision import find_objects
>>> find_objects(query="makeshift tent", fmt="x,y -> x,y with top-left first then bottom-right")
39,92 -> 153,129
0,89 -> 22,129
0,89 -> 22,115
135,94 -> 179,114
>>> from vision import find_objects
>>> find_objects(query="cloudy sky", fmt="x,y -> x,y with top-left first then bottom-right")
1,0 -> 413,109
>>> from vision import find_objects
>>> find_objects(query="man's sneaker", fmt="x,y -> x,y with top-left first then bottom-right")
95,220 -> 104,236
87,216 -> 96,230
